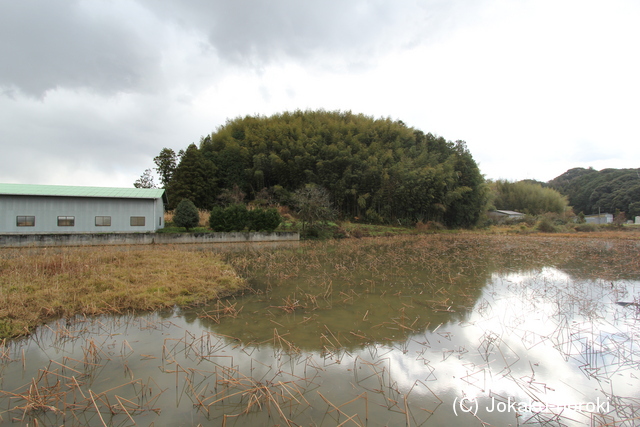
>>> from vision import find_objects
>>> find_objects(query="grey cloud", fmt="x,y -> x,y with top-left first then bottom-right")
0,1 -> 161,98
207,1 -> 410,62
140,0 -> 457,67
0,0 -> 482,98
0,90 -> 197,186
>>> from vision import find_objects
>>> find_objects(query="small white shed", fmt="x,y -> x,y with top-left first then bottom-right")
584,213 -> 613,225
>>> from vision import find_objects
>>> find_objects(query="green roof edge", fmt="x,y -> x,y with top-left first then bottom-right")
0,183 -> 167,202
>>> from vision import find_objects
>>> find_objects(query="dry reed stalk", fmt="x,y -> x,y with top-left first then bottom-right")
88,390 -> 108,427
269,319 -> 285,328
40,367 -> 75,384
317,391 -> 364,426
114,395 -> 136,424
270,295 -> 304,313
62,355 -> 101,370
184,375 -> 209,415
349,331 -> 368,341
0,339 -> 10,362
72,376 -> 87,399
266,390 -> 294,427
272,329 -> 300,353
199,299 -> 243,324
336,413 -> 362,427
49,359 -> 82,375
277,381 -> 311,407
324,280 -> 333,299
404,394 -> 411,426
323,325 -> 343,347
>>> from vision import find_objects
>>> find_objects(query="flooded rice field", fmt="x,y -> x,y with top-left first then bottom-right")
1,235 -> 639,426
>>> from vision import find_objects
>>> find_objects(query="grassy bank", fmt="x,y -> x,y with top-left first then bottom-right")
481,224 -> 640,239
0,246 -> 247,338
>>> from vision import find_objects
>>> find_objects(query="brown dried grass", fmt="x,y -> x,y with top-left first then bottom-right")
0,245 -> 247,338
165,209 -> 210,227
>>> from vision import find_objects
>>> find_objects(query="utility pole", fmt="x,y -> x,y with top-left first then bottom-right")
598,206 -> 601,224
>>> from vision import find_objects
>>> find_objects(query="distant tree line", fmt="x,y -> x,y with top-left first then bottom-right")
142,110 -> 488,228
548,167 -> 640,219
490,179 -> 569,215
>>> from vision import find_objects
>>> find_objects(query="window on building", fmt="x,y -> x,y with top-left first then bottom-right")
57,216 -> 75,226
159,216 -> 162,226
95,216 -> 111,226
16,216 -> 35,227
130,216 -> 145,226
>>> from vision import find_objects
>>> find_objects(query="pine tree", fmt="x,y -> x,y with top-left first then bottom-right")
167,144 -> 217,210
153,148 -> 178,187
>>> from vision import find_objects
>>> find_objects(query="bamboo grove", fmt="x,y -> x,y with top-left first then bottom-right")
153,110 -> 488,228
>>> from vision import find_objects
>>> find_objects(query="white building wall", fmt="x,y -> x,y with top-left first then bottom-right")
584,213 -> 613,224
0,195 -> 164,233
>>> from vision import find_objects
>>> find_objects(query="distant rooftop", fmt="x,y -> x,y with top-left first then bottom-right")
492,210 -> 525,216
0,183 -> 166,200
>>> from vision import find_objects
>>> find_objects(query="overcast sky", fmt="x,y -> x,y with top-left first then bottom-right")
1,0 -> 639,188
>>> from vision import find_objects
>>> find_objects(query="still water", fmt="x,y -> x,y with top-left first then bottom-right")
1,236 -> 639,426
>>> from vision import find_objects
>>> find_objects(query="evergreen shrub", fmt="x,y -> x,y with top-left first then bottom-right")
249,207 -> 282,232
173,199 -> 200,231
209,205 -> 282,232
536,216 -> 557,233
208,207 -> 226,231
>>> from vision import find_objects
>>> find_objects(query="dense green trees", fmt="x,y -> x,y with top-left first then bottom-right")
490,180 -> 569,215
166,144 -> 217,210
548,168 -> 640,218
209,204 -> 249,232
209,204 -> 281,232
151,110 -> 488,227
249,208 -> 282,232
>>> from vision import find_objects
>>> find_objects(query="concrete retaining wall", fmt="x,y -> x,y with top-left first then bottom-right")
0,231 -> 299,248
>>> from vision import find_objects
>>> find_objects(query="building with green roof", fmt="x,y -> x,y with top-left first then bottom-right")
0,183 -> 167,234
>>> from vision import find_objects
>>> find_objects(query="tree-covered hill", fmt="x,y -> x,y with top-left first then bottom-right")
154,110 -> 488,227
548,167 -> 640,218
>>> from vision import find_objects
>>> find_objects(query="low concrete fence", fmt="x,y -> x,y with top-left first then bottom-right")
0,231 -> 299,248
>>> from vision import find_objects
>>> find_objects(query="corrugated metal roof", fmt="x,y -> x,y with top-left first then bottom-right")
493,210 -> 525,216
0,183 -> 166,200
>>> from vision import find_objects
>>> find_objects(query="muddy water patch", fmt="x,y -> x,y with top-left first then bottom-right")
1,235 -> 639,426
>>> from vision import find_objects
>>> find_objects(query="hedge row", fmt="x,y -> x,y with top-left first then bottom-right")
209,204 -> 281,232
